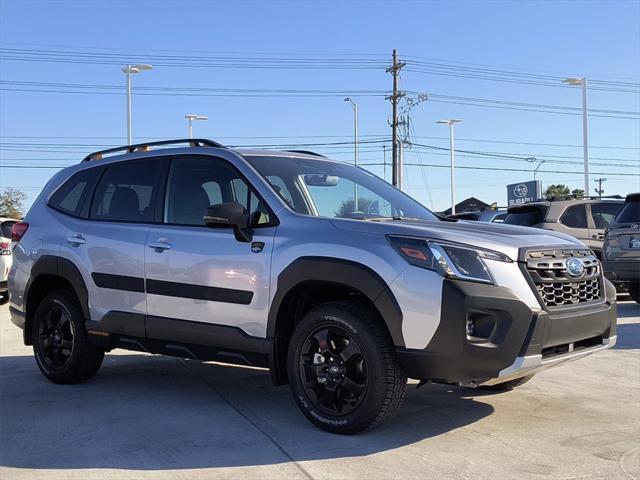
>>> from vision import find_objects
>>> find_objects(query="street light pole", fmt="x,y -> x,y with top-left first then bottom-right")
563,77 -> 589,194
184,114 -> 208,139
121,64 -> 153,145
344,97 -> 359,211
436,119 -> 462,215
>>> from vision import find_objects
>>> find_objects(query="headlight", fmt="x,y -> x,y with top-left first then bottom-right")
387,236 -> 512,284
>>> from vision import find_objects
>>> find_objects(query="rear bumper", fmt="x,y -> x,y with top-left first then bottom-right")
396,278 -> 617,383
603,260 -> 639,284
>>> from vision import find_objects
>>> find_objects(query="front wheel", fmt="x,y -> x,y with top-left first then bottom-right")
288,301 -> 407,434
32,290 -> 104,384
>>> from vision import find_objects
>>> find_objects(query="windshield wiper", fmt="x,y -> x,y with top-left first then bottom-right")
362,216 -> 430,222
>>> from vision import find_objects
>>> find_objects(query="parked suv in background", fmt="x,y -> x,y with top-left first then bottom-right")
1,217 -> 18,301
603,193 -> 640,303
503,198 -> 623,259
8,139 -> 618,434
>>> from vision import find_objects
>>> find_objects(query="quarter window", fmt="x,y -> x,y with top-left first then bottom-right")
560,205 -> 588,229
49,167 -> 102,218
90,160 -> 162,223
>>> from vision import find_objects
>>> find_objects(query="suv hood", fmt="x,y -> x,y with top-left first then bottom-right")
330,218 -> 584,261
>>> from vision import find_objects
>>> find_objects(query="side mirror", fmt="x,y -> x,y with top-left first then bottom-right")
204,202 -> 252,242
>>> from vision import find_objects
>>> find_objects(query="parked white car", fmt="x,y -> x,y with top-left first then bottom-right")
1,217 -> 19,301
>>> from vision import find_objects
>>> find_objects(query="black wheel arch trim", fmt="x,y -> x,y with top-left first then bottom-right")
23,255 -> 90,345
267,256 -> 404,346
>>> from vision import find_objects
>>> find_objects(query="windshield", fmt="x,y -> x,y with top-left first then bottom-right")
504,206 -> 547,226
244,155 -> 437,221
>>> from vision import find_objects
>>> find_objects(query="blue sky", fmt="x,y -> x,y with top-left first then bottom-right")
1,0 -> 639,212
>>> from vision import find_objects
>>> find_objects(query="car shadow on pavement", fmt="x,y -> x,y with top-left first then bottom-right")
0,352 -> 494,471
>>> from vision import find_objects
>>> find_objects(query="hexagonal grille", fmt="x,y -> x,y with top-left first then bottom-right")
525,249 -> 602,308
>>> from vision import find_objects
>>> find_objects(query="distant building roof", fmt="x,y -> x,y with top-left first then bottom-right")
439,197 -> 492,216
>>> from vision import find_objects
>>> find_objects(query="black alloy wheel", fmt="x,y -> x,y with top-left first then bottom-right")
37,304 -> 75,370
32,290 -> 104,384
298,325 -> 368,416
288,301 -> 407,434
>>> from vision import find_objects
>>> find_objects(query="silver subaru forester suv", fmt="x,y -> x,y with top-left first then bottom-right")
8,139 -> 617,434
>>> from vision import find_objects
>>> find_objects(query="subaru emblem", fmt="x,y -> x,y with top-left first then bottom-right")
566,257 -> 585,277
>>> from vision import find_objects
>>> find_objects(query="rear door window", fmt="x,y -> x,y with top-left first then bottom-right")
590,203 -> 623,229
560,205 -> 588,229
504,206 -> 547,226
90,160 -> 162,223
49,167 -> 103,218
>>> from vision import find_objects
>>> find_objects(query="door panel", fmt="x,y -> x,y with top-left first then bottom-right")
144,154 -> 277,338
61,217 -> 150,322
59,158 -> 162,322
145,226 -> 275,337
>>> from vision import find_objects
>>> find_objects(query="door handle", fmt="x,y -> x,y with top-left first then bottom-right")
66,234 -> 86,246
148,240 -> 172,252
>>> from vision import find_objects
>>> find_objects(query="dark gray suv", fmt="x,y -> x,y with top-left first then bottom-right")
603,193 -> 640,303
504,198 -> 623,259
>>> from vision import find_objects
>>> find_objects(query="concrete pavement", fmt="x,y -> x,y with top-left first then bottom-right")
1,301 -> 639,480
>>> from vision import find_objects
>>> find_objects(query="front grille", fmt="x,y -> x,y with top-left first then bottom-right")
524,248 -> 602,308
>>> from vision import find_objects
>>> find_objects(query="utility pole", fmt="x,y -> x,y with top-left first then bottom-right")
386,49 -> 405,188
563,77 -> 589,194
436,119 -> 462,215
594,177 -> 607,199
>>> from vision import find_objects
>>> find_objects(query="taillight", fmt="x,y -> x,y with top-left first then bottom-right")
11,222 -> 29,242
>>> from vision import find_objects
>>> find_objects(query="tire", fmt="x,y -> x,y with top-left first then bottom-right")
479,374 -> 534,392
629,284 -> 640,304
32,290 -> 104,384
287,301 -> 407,434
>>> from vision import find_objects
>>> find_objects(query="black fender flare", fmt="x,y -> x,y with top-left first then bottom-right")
26,255 -> 90,320
267,256 -> 404,346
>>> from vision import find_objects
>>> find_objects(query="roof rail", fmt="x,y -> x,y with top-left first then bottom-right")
284,149 -> 327,158
546,194 -> 624,202
81,138 -> 225,162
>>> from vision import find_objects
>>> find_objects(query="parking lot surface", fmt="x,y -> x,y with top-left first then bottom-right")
1,301 -> 638,480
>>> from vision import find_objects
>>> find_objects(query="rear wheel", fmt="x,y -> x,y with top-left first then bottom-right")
32,290 -> 104,384
480,374 -> 534,392
288,301 -> 407,434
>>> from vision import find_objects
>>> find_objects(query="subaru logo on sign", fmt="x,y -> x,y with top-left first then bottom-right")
566,258 -> 585,277
507,180 -> 542,207
514,184 -> 528,197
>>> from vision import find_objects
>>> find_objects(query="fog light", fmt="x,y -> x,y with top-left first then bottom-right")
466,319 -> 475,337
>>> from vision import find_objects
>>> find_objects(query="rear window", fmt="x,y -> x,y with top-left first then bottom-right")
491,213 -> 507,223
615,201 -> 640,224
504,206 -> 547,226
1,221 -> 17,238
49,167 -> 103,218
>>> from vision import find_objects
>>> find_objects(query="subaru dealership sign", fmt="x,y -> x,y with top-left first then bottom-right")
507,180 -> 542,207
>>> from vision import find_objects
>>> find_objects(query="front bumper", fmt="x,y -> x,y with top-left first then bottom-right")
396,278 -> 617,383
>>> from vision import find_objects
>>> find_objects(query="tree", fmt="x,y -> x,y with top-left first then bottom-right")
544,184 -> 570,200
571,189 -> 585,199
0,187 -> 27,219
336,197 -> 376,217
